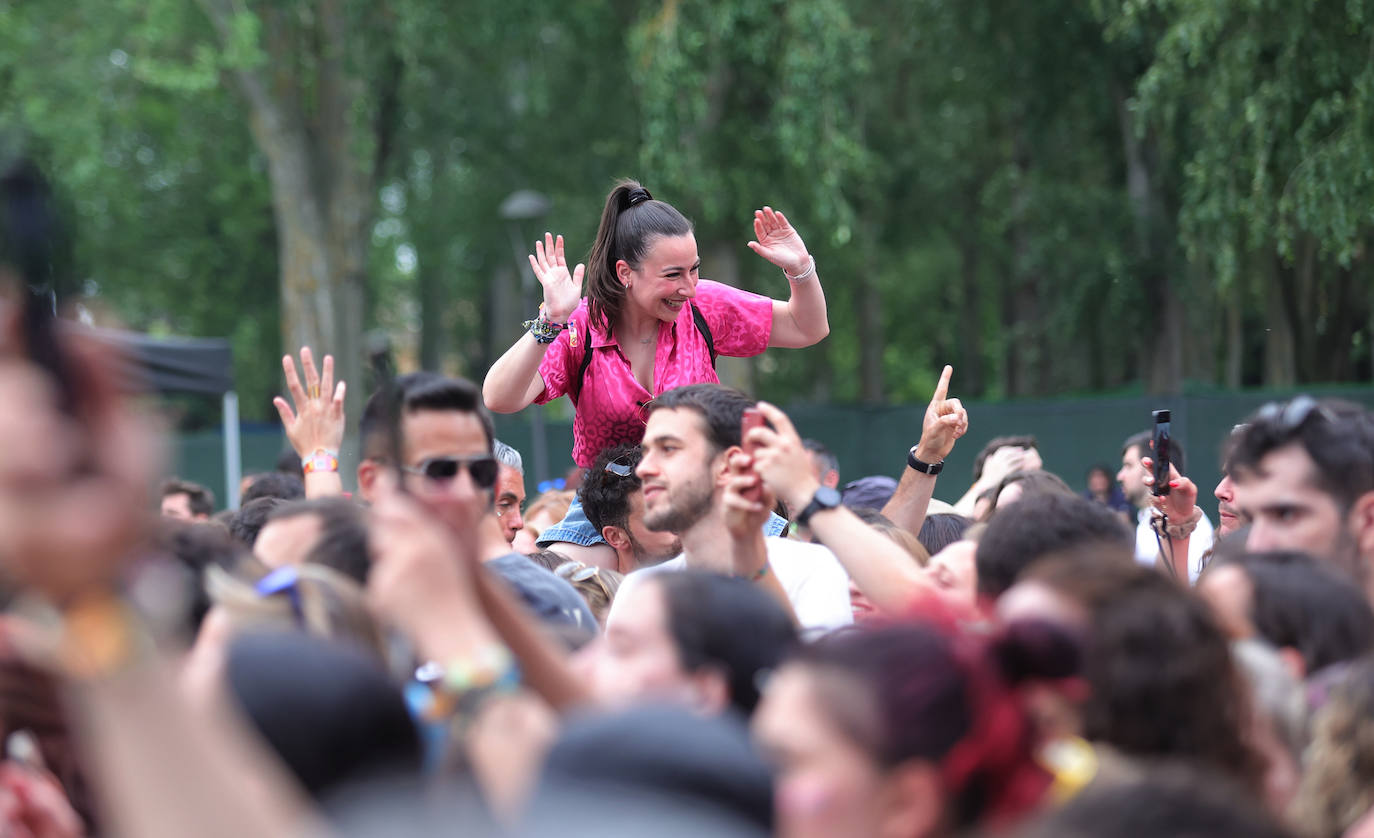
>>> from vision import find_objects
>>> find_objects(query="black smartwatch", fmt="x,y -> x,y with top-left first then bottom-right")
907,446 -> 944,475
796,486 -> 843,527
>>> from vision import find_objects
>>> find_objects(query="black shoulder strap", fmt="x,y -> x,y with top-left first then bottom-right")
573,321 -> 593,404
691,302 -> 716,368
574,306 -> 715,401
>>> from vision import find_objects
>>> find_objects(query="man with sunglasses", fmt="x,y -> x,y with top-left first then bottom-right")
357,373 -> 596,630
1229,396 -> 1374,603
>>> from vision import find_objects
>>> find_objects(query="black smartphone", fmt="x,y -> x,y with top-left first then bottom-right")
1151,409 -> 1172,497
366,332 -> 407,493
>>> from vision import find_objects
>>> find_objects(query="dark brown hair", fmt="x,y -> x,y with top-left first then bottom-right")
585,179 -> 693,332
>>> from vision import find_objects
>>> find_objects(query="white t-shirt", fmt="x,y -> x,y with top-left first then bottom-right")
609,537 -> 853,638
1134,507 -> 1215,583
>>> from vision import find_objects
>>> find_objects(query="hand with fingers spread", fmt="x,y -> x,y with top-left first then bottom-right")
272,347 -> 346,459
915,365 -> 969,464
528,233 -> 585,324
746,207 -> 812,278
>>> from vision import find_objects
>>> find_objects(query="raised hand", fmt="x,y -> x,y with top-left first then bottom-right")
367,474 -> 483,658
722,450 -> 777,542
746,207 -> 812,277
744,402 -> 820,514
979,446 -> 1029,489
916,366 -> 968,463
528,233 -> 585,323
272,347 -> 345,459
1141,455 -> 1198,522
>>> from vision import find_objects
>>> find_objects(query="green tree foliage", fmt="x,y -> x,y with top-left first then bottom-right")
0,0 -> 280,423
1,0 -> 1368,433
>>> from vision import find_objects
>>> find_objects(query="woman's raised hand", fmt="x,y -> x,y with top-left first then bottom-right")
746,207 -> 812,277
528,233 -> 584,323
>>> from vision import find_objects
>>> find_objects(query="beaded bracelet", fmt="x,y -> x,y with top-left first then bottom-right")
415,645 -> 520,722
523,307 -> 566,344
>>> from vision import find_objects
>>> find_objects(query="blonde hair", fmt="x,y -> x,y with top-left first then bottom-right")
873,522 -> 931,567
554,560 -> 624,627
1292,662 -> 1374,837
205,563 -> 384,661
522,489 -> 577,538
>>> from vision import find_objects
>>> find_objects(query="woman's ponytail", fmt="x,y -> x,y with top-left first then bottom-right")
585,179 -> 692,332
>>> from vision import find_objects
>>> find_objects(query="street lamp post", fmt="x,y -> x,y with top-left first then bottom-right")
499,189 -> 553,487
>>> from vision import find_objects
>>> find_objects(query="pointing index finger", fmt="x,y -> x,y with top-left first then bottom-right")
931,365 -> 953,404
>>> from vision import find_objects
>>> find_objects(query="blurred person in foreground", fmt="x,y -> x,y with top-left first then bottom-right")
753,621 -> 1074,837
353,371 -> 593,631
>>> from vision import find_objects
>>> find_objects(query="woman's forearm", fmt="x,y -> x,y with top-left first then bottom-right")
770,271 -> 830,348
483,332 -> 551,413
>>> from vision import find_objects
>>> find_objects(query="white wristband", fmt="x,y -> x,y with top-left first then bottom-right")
784,255 -> 816,283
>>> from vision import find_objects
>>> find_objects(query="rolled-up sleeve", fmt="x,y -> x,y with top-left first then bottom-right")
693,280 -> 773,358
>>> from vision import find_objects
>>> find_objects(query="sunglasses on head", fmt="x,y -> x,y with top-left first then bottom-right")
404,455 -> 499,488
604,454 -> 637,478
1254,396 -> 1335,435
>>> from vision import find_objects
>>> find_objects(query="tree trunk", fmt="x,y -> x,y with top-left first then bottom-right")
1115,84 -> 1180,396
956,237 -> 984,397
1224,289 -> 1243,389
417,262 -> 445,372
198,0 -> 396,433
856,228 -> 885,403
1264,258 -> 1298,387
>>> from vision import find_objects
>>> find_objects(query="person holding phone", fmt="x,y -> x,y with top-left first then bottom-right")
483,180 -> 830,552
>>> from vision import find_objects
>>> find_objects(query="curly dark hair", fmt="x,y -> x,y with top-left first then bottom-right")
1078,568 -> 1265,793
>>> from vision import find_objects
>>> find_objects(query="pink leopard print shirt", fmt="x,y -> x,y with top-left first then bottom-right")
536,279 -> 774,467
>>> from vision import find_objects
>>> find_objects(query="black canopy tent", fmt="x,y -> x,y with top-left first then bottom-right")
94,329 -> 242,509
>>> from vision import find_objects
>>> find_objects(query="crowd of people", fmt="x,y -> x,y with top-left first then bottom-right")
1,179 -> 1374,838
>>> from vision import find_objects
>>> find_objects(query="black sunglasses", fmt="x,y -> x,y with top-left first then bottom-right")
404,455 -> 499,488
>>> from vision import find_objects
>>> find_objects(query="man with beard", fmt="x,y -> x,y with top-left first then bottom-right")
613,384 -> 852,635
1230,397 -> 1374,605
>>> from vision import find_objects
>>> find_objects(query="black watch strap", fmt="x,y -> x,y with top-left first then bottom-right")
797,486 -> 843,527
907,447 -> 944,475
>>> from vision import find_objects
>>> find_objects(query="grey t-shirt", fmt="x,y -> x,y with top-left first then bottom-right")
486,551 -> 597,632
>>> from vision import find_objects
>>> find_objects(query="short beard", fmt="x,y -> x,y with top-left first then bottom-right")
644,474 -> 714,535
1123,484 -> 1149,508
626,530 -> 683,566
